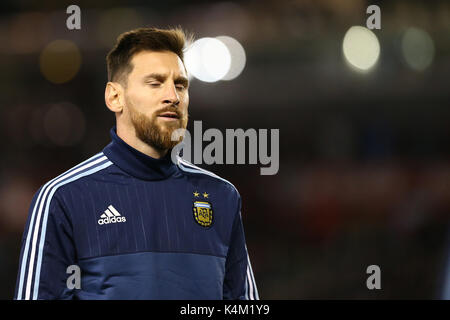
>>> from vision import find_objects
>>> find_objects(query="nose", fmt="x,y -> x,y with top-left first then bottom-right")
163,83 -> 180,107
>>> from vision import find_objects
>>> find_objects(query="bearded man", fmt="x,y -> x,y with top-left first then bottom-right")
14,27 -> 258,300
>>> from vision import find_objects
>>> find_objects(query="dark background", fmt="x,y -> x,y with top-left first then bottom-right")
0,0 -> 449,299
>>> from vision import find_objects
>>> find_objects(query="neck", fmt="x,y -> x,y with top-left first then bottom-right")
116,123 -> 168,159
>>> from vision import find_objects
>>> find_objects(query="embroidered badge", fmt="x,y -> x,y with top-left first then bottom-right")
192,190 -> 213,228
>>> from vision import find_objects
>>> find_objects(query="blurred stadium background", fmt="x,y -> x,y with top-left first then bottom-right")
0,0 -> 449,299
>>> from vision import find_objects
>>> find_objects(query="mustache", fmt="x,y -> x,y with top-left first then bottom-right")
156,106 -> 186,119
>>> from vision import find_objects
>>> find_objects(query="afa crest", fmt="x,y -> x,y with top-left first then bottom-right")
193,201 -> 213,228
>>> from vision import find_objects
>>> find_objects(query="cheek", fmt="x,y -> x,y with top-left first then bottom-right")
181,94 -> 189,108
134,90 -> 154,104
129,89 -> 158,111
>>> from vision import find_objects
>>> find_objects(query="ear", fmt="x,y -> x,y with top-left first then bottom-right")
105,82 -> 124,113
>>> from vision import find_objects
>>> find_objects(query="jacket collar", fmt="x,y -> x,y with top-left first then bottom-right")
103,126 -> 178,180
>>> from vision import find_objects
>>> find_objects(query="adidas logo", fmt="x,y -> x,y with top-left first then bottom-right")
98,205 -> 127,225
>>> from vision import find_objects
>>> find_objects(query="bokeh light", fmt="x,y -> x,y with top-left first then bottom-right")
9,12 -> 50,54
216,36 -> 246,80
401,27 -> 435,71
39,40 -> 81,84
43,102 -> 86,146
184,37 -> 231,83
342,26 -> 380,72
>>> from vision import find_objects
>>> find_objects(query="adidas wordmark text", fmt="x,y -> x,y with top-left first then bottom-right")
98,205 -> 126,225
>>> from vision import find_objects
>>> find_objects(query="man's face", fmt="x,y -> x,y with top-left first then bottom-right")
123,50 -> 189,151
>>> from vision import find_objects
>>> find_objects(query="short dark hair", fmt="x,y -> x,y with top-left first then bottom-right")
106,27 -> 191,84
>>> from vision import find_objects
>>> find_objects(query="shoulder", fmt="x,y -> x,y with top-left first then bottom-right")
176,157 -> 241,200
36,152 -> 113,199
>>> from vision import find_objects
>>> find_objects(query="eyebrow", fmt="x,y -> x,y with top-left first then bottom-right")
143,73 -> 189,88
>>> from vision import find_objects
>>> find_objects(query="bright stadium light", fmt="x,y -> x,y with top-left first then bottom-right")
216,36 -> 246,81
184,37 -> 231,83
401,27 -> 435,72
342,26 -> 380,72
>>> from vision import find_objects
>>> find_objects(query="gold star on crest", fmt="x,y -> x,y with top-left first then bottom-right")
203,192 -> 209,199
193,191 -> 200,197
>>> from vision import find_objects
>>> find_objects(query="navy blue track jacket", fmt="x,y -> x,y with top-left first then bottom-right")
14,127 -> 259,300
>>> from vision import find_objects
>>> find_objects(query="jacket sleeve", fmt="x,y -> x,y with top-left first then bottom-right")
223,196 -> 259,300
442,226 -> 450,300
15,186 -> 77,300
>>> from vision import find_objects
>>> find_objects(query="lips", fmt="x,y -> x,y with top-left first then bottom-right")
158,112 -> 179,119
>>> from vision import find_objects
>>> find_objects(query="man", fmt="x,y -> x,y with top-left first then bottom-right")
14,27 -> 259,300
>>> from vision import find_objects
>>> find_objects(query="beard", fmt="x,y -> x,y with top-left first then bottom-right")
126,97 -> 188,151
